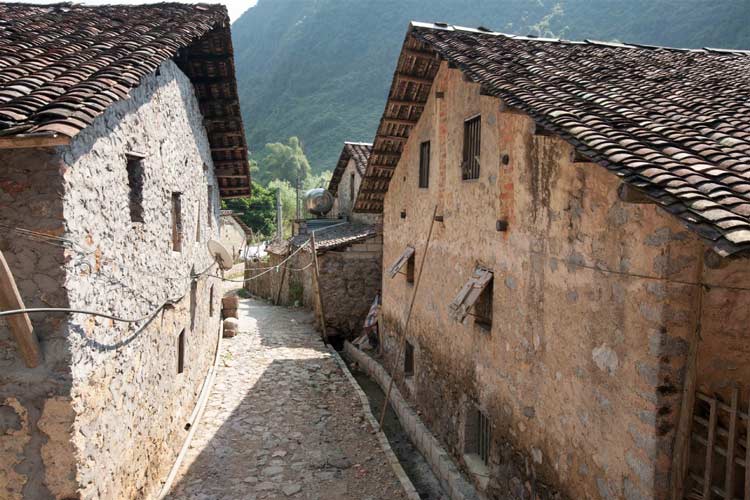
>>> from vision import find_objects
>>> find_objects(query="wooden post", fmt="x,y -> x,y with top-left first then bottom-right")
670,284 -> 703,500
310,232 -> 329,346
724,385 -> 739,499
379,205 -> 438,428
0,250 -> 41,367
274,253 -> 288,306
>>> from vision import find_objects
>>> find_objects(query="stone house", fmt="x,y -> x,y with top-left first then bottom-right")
246,142 -> 383,338
0,4 -> 249,499
328,141 -> 379,225
355,22 -> 750,500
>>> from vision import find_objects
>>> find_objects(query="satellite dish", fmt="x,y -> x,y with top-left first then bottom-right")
207,240 -> 233,270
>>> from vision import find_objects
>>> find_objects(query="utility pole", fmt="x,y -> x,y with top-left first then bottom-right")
276,188 -> 283,240
295,174 -> 300,220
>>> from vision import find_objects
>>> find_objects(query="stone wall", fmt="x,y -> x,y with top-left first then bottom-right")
377,62 -> 749,500
0,59 -> 222,499
0,148 -> 76,499
245,236 -> 382,336
219,215 -> 247,262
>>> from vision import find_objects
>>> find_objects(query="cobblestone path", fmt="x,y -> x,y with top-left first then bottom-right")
166,297 -> 409,500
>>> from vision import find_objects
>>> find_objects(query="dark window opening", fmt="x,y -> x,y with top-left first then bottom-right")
406,252 -> 415,284
462,115 -> 481,180
465,405 -> 491,466
190,279 -> 198,330
209,285 -> 215,317
473,274 -> 493,330
207,185 -> 214,228
171,192 -> 183,251
126,156 -> 145,222
419,141 -> 430,188
196,203 -> 201,242
404,341 -> 414,377
177,329 -> 186,374
350,172 -> 355,202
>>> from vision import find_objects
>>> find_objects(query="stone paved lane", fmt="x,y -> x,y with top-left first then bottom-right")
166,297 -> 409,500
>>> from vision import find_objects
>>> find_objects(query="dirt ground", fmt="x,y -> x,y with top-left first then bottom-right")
165,297 -> 409,500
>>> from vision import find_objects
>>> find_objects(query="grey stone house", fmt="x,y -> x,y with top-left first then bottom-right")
0,4 -> 249,499
355,22 -> 750,500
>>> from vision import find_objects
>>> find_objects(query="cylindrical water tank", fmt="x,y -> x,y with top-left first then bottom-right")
304,188 -> 334,216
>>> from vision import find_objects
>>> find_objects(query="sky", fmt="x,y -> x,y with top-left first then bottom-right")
5,0 -> 258,21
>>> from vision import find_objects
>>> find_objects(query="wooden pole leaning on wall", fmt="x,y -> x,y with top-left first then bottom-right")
0,250 -> 41,368
310,233 -> 329,346
274,251 -> 289,306
378,205 -> 438,429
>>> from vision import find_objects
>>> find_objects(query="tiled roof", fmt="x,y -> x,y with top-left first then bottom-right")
355,22 -> 750,256
327,142 -> 372,195
291,222 -> 378,251
0,2 -> 250,198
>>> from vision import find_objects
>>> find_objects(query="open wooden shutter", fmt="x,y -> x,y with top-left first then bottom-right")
448,265 -> 493,323
388,246 -> 415,278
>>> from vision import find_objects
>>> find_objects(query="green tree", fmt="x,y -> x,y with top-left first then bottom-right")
268,179 -> 297,237
259,136 -> 311,185
222,180 -> 277,239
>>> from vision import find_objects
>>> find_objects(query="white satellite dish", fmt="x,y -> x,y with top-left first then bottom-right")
207,240 -> 233,270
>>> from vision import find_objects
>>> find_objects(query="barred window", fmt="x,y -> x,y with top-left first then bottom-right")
419,141 -> 430,188
462,115 -> 481,180
126,155 -> 145,223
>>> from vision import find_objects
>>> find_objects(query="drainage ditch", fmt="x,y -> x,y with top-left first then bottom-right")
342,353 -> 448,500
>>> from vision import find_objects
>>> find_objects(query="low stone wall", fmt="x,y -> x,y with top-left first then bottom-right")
344,341 -> 480,500
245,236 -> 382,337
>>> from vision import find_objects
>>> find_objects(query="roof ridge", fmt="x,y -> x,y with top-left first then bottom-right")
408,21 -> 750,56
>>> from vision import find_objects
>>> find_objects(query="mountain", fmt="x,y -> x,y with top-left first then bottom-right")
231,0 -> 750,175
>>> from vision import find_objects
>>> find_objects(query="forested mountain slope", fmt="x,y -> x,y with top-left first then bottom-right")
232,0 -> 750,173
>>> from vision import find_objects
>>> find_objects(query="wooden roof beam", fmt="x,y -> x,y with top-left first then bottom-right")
401,48 -> 437,59
0,133 -> 70,149
387,99 -> 426,107
382,117 -> 417,126
396,73 -> 433,85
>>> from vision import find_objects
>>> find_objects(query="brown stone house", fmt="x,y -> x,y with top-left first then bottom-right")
355,22 -> 750,500
246,141 -> 383,338
0,4 -> 249,499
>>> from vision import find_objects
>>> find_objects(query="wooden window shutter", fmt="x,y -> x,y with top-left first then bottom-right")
448,265 -> 493,323
388,246 -> 415,279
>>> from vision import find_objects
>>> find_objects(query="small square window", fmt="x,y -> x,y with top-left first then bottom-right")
406,252 -> 415,284
126,155 -> 145,223
404,341 -> 414,377
207,185 -> 214,228
462,115 -> 481,180
474,276 -> 493,330
171,192 -> 183,252
419,141 -> 430,188
177,329 -> 186,374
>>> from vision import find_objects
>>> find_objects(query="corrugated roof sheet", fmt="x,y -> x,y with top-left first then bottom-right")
355,22 -> 750,256
0,2 -> 251,198
327,142 -> 372,195
291,222 -> 378,251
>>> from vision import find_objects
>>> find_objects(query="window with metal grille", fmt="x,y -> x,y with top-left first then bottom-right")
465,405 -> 491,466
171,193 -> 182,252
190,279 -> 198,330
209,285 -> 215,317
419,141 -> 430,188
462,115 -> 481,180
350,172 -> 355,202
126,155 -> 145,223
404,341 -> 414,377
177,329 -> 186,374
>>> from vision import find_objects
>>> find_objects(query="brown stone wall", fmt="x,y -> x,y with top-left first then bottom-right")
246,237 -> 382,337
378,62 -> 748,499
0,147 -> 77,499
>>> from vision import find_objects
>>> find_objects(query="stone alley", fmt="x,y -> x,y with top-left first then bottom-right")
165,297 -> 410,500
